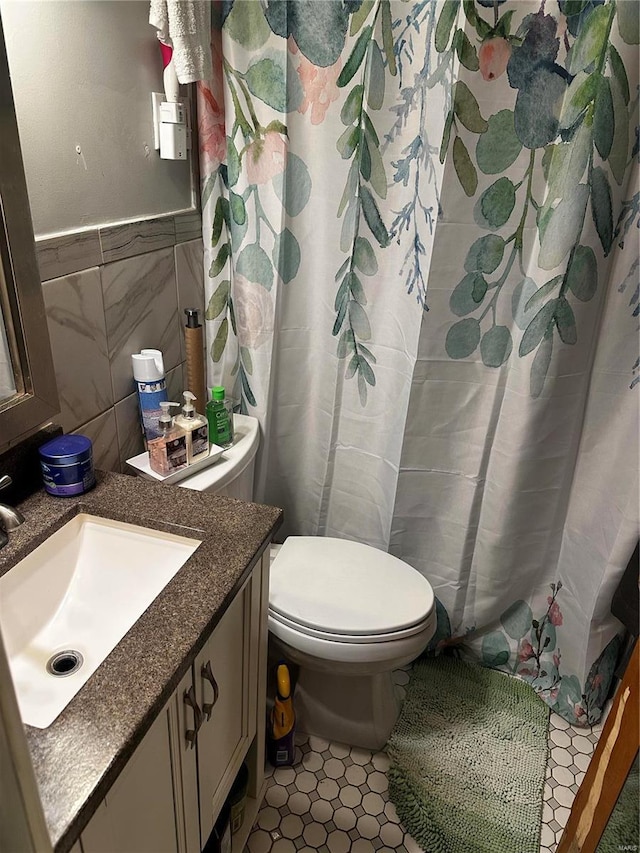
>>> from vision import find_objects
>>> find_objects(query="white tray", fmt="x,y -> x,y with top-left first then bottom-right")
125,443 -> 225,484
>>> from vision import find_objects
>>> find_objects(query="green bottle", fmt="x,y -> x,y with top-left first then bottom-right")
206,386 -> 233,448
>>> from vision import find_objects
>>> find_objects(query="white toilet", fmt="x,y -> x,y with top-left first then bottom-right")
168,415 -> 436,749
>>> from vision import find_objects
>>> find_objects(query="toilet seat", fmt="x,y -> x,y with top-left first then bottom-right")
269,536 -> 435,641
268,607 -> 434,644
268,607 -> 436,667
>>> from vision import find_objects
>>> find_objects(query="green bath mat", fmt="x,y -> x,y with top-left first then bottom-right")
388,656 -> 550,853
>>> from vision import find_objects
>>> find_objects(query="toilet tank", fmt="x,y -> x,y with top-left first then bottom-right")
177,414 -> 260,501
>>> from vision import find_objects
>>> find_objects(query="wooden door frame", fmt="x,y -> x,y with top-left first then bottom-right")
557,640 -> 638,853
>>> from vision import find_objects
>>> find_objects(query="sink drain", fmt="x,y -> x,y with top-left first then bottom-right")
46,650 -> 83,677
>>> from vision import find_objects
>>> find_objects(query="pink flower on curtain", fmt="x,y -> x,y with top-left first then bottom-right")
197,26 -> 226,170
574,703 -> 586,721
296,53 -> 342,125
244,131 -> 287,185
556,14 -> 568,40
198,83 -> 226,169
548,598 -> 563,626
234,274 -> 273,349
518,640 -> 535,662
478,38 -> 512,81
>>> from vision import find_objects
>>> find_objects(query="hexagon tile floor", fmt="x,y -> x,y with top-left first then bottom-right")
246,670 -> 604,853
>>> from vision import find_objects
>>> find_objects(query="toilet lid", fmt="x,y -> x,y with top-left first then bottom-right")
269,537 -> 434,637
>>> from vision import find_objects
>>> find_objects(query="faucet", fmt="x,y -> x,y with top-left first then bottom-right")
0,474 -> 25,549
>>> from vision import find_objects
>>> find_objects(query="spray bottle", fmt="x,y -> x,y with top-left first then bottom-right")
131,349 -> 168,442
267,662 -> 296,767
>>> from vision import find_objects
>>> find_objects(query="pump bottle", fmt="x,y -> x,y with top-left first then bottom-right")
174,391 -> 209,463
147,402 -> 188,475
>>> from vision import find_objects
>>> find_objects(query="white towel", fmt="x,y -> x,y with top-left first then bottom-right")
149,0 -> 213,84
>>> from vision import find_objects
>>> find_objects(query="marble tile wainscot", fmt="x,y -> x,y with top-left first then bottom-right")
99,216 -> 176,264
38,212 -> 205,473
36,230 -> 103,283
41,269 -> 113,434
35,211 -> 202,280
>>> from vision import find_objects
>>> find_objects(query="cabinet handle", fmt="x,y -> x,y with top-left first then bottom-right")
183,684 -> 203,748
201,660 -> 219,721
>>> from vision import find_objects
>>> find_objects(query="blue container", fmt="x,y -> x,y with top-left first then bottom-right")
39,435 -> 96,497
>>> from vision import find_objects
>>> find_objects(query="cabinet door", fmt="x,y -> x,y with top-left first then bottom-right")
81,706 -> 179,853
173,667 -> 200,853
195,577 -> 253,844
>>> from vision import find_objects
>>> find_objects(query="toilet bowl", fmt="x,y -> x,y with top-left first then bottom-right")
136,415 -> 435,750
268,536 -> 435,749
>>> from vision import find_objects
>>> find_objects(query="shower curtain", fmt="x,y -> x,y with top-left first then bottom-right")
198,0 -> 639,726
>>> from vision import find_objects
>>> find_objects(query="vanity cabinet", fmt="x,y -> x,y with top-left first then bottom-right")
80,549 -> 270,853
179,562 -> 262,852
80,706 -> 180,853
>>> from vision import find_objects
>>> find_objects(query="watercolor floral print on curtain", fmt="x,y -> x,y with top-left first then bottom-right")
437,0 -> 638,397
427,582 -> 623,726
197,0 -> 639,726
202,0 -> 403,407
393,0 -> 638,728
200,0 -> 637,406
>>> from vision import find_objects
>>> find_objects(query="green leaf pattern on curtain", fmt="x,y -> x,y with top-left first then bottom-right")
332,4 -> 395,406
208,0 -> 636,403
198,0 -> 638,724
435,0 -> 634,394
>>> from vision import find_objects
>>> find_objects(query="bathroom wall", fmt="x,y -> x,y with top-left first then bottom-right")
40,228 -> 205,473
0,1 -> 206,468
0,0 -> 194,236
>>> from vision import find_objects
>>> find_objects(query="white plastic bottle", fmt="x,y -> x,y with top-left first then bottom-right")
174,391 -> 209,464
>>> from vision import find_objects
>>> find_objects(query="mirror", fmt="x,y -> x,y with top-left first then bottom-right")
0,14 -> 59,447
0,300 -> 18,405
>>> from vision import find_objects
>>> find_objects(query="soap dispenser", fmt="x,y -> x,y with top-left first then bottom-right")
175,391 -> 209,463
147,402 -> 188,475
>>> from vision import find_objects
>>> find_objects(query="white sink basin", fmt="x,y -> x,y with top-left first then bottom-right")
0,513 -> 201,728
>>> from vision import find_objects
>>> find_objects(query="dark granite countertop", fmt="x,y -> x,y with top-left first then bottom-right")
0,471 -> 282,853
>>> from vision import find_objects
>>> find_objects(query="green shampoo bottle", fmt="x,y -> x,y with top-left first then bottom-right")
206,386 -> 233,448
